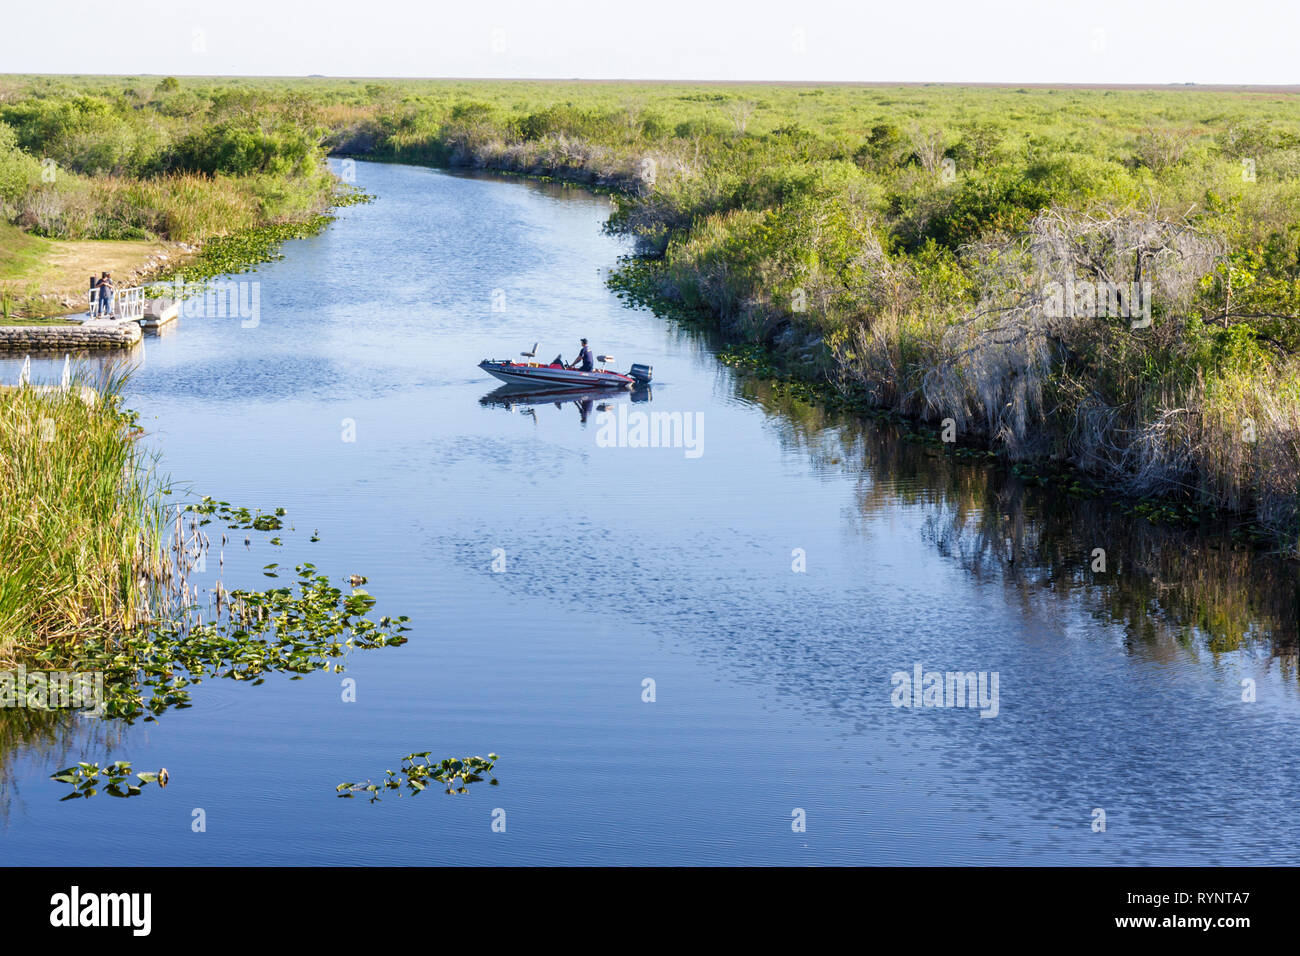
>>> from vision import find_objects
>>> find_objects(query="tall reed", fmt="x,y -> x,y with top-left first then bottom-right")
0,363 -> 169,659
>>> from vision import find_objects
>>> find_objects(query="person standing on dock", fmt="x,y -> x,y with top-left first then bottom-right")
96,272 -> 113,317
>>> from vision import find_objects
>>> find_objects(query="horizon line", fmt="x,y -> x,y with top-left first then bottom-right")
3,73 -> 1299,92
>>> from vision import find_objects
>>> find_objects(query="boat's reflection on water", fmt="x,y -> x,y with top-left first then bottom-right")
479,383 -> 651,424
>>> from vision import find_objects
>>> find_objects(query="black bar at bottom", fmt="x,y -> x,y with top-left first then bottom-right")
0,866 -> 1281,940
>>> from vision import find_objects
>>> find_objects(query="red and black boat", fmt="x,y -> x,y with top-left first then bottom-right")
478,343 -> 652,389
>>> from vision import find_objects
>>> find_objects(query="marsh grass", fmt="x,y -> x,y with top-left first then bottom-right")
0,363 -> 169,658
14,172 -> 325,243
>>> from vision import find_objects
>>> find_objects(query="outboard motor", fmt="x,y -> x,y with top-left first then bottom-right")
628,363 -> 653,384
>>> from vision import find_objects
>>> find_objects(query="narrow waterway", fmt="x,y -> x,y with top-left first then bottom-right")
1,160 -> 1297,865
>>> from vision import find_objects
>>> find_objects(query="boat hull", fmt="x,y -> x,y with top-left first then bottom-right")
478,360 -> 634,389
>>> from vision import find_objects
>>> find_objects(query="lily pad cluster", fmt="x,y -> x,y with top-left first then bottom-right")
37,494 -> 489,808
51,761 -> 167,800
183,496 -> 286,531
338,753 -> 499,802
155,217 -> 340,286
35,563 -> 410,724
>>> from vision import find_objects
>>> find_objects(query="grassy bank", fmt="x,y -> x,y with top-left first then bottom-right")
0,370 -> 167,659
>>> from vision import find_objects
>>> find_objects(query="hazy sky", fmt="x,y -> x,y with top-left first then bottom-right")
5,0 -> 1298,85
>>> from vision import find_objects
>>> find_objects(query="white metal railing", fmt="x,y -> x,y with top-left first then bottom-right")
87,285 -> 145,321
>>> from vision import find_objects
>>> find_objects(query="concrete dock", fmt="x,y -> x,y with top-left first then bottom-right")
0,295 -> 180,350
0,319 -> 142,352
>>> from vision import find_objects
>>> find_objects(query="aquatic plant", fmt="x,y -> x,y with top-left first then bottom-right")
167,217 -> 335,284
337,753 -> 499,801
184,495 -> 285,531
31,562 -> 411,723
50,761 -> 167,800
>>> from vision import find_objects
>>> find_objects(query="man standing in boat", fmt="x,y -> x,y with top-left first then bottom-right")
568,338 -> 595,372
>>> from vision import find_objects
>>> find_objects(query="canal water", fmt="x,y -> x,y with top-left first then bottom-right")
1,160 -> 1297,865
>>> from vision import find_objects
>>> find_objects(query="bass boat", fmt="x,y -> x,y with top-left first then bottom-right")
478,343 -> 652,389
